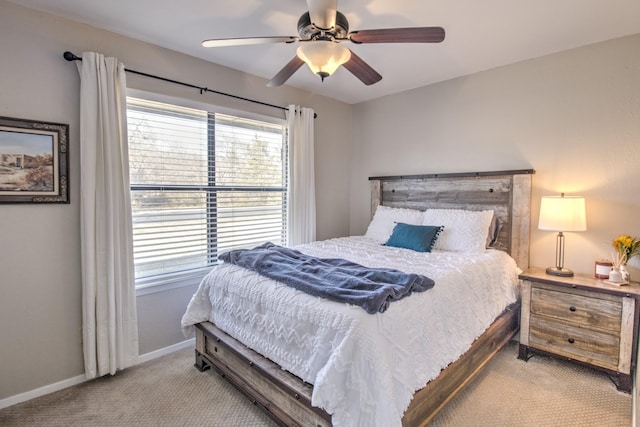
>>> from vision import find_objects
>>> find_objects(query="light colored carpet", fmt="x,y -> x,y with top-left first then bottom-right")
430,342 -> 631,427
0,341 -> 631,426
0,349 -> 276,427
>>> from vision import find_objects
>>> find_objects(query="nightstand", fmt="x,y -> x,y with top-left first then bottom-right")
518,268 -> 640,392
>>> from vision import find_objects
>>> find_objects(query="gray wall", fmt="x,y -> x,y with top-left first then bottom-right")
350,34 -> 640,277
2,0 -> 639,408
0,0 -> 351,400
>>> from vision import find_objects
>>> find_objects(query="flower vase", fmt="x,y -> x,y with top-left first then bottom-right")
609,267 -> 623,283
620,264 -> 630,282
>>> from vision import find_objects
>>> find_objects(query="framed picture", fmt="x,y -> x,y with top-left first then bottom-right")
0,116 -> 69,203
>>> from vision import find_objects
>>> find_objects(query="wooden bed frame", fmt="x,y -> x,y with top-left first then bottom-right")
193,169 -> 534,426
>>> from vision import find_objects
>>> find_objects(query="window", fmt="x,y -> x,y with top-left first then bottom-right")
127,97 -> 288,284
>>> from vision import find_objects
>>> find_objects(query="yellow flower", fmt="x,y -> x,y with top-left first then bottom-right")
612,234 -> 640,265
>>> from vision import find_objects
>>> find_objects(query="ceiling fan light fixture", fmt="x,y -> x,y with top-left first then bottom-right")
296,41 -> 351,81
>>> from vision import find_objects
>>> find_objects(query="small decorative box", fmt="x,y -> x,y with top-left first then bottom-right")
594,259 -> 613,279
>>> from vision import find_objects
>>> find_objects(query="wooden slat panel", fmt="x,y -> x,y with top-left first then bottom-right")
520,268 -> 640,299
531,287 -> 622,333
382,177 -> 513,254
369,169 -> 534,181
511,174 -> 532,268
197,323 -> 332,427
520,280 -> 532,346
402,303 -> 519,427
381,177 -> 511,209
619,297 -> 635,373
370,179 -> 381,216
529,315 -> 620,370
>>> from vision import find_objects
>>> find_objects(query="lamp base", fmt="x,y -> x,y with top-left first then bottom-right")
546,266 -> 574,277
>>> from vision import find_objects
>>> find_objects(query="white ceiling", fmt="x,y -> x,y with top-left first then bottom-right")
8,0 -> 640,104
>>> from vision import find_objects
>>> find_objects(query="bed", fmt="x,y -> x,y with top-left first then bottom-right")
182,169 -> 534,427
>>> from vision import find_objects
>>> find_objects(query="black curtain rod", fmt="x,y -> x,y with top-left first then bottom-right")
63,51 -> 316,118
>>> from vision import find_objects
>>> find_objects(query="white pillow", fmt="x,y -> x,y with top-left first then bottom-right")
365,205 -> 425,243
422,209 -> 494,253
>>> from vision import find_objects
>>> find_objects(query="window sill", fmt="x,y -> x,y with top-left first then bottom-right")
135,268 -> 212,296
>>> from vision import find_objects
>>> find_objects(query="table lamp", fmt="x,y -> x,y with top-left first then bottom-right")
538,193 -> 587,277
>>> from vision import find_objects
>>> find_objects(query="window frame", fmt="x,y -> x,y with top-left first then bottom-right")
127,90 -> 288,294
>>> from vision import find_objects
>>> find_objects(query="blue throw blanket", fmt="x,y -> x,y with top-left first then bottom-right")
218,242 -> 435,314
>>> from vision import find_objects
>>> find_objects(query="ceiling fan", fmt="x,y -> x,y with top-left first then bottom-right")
202,0 -> 445,87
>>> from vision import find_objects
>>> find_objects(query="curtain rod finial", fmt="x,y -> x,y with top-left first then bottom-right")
63,51 -> 81,61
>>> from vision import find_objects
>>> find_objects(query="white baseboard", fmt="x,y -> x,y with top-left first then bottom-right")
137,338 -> 195,364
0,374 -> 87,410
0,338 -> 195,410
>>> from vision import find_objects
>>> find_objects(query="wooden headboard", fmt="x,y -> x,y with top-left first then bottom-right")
369,169 -> 534,269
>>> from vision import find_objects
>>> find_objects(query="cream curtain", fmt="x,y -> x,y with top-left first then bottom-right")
76,52 -> 138,379
287,105 -> 316,245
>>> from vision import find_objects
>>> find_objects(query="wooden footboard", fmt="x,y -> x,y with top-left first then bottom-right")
195,321 -> 331,427
194,302 -> 520,427
403,302 -> 520,426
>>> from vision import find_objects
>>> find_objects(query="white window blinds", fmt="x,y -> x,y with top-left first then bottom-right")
127,97 -> 288,281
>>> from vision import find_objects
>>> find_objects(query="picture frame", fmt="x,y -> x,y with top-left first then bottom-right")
0,116 -> 69,204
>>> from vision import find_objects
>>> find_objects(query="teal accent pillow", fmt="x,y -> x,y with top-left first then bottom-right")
384,223 -> 443,252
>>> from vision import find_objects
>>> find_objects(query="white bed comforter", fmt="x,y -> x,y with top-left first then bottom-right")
182,236 -> 520,427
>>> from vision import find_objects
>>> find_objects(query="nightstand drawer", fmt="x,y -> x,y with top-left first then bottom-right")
529,315 -> 620,371
530,287 -> 622,333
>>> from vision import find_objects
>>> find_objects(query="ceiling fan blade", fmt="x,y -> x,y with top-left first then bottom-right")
306,0 -> 337,30
202,36 -> 299,48
349,27 -> 445,44
343,50 -> 382,86
267,56 -> 305,87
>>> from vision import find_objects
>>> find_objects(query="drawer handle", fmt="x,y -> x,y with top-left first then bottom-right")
294,393 -> 300,400
569,306 -> 576,312
568,338 -> 575,344
249,361 -> 254,367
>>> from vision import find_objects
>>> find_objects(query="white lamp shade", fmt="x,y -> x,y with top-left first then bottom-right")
538,195 -> 587,232
296,41 -> 351,78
